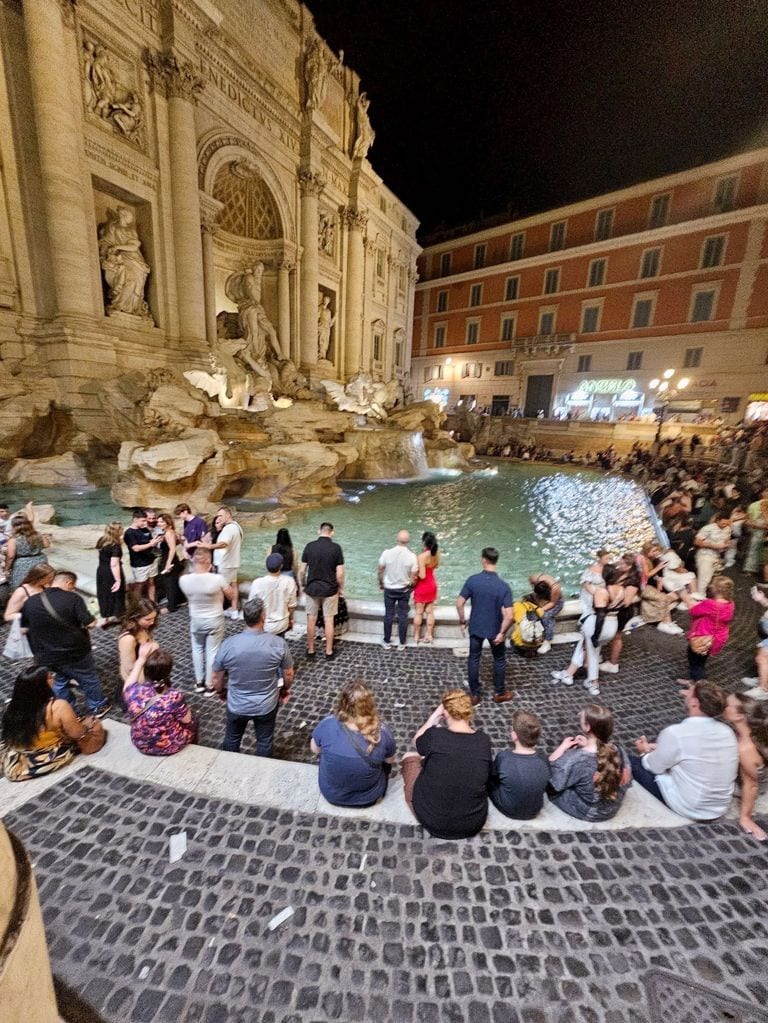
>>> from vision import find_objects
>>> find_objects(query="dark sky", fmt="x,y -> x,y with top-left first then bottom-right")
308,0 -> 768,239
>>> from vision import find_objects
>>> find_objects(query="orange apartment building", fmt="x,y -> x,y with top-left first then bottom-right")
411,149 -> 768,422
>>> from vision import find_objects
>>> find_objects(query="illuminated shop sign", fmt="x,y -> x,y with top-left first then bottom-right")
576,378 -> 637,395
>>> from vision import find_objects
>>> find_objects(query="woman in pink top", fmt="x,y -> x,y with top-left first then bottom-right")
680,575 -> 735,682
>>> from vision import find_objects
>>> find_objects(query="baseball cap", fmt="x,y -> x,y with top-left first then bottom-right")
266,553 -> 283,572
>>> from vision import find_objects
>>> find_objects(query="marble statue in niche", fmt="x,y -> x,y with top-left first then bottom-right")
225,264 -> 284,368
317,293 -> 336,362
352,91 -> 375,161
82,39 -> 143,144
97,206 -> 152,320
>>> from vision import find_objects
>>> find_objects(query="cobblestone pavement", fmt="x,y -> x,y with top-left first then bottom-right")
7,768 -> 768,1023
0,568 -> 763,765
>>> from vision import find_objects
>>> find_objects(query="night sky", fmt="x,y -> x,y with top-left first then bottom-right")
308,0 -> 768,238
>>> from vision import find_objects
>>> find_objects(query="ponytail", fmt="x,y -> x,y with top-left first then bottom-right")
422,531 -> 438,557
593,738 -> 622,801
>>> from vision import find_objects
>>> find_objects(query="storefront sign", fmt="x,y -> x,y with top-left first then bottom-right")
721,397 -> 740,413
577,378 -> 637,395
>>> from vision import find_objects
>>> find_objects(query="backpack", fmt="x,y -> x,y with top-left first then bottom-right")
512,599 -> 544,653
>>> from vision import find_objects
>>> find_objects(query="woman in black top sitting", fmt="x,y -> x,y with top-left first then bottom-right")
401,689 -> 492,839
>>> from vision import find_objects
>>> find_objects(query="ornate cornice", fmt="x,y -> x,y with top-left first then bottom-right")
298,168 -> 324,198
199,192 -> 224,234
144,50 -> 205,103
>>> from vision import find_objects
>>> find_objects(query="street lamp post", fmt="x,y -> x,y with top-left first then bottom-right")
649,368 -> 689,451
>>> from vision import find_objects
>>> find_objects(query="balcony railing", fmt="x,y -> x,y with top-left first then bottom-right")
510,333 -> 577,355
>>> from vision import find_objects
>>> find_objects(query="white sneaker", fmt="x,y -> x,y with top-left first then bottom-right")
224,609 -> 241,620
742,686 -> 768,701
380,639 -> 393,650
396,644 -> 407,652
657,622 -> 683,635
537,640 -> 551,654
550,670 -> 574,686
583,679 -> 601,696
599,661 -> 619,674
741,677 -> 759,686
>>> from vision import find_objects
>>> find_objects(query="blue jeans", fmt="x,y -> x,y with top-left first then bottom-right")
223,705 -> 279,757
383,588 -> 411,644
541,597 -> 564,641
629,754 -> 665,804
468,634 -> 507,696
52,655 -> 108,713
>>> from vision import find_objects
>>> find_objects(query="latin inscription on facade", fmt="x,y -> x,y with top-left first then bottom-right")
114,0 -> 160,34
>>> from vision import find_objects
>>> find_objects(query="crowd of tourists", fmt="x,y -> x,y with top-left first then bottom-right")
1,441 -> 767,841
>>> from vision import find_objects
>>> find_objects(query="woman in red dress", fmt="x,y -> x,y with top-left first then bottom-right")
413,531 -> 440,644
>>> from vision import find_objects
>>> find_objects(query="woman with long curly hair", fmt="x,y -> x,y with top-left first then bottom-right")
547,704 -> 631,821
401,688 -> 492,838
95,521 -> 126,625
413,531 -> 440,644
155,511 -> 186,613
724,693 -> 768,841
311,680 -> 395,807
5,513 -> 49,590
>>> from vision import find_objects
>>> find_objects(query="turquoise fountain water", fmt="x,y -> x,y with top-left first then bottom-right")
2,462 -> 655,602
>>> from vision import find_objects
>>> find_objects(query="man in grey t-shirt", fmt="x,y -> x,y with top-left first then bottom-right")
211,597 -> 294,756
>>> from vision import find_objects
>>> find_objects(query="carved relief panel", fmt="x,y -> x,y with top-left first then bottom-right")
318,208 -> 336,259
80,32 -> 146,151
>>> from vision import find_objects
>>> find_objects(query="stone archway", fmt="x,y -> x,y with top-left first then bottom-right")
197,135 -> 297,359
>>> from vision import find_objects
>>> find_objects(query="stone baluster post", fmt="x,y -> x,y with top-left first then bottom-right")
23,0 -> 96,318
342,206 -> 367,377
278,258 -> 294,361
148,52 -> 206,344
298,169 -> 323,368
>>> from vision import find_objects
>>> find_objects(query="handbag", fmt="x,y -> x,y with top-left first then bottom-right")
76,715 -> 106,754
3,617 -> 32,661
689,634 -> 713,656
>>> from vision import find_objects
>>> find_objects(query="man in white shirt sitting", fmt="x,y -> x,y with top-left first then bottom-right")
377,530 -> 418,651
248,553 -> 297,637
631,681 -> 738,821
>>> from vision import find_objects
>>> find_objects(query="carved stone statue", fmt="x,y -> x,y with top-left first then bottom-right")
303,38 -> 328,111
184,349 -> 252,410
318,211 -> 335,256
321,372 -> 400,421
82,39 -> 143,143
98,206 -> 152,319
224,264 -> 284,368
317,294 -> 336,361
352,91 -> 375,161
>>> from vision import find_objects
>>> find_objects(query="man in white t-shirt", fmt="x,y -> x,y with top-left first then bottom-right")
377,530 -> 418,650
179,549 -> 235,694
248,553 -> 298,636
199,506 -> 243,618
694,513 -> 731,594
631,680 -> 738,820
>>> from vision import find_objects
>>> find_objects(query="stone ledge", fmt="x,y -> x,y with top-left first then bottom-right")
4,720 -> 759,834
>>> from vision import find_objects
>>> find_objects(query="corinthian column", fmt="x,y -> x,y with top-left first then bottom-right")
147,52 -> 206,344
299,169 -> 323,368
278,258 -> 294,361
23,0 -> 96,318
342,206 -> 367,376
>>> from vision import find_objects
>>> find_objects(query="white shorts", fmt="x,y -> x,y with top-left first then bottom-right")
216,566 -> 239,585
131,563 -> 158,583
305,592 -> 339,620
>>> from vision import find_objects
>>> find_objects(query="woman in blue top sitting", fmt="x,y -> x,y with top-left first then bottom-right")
311,680 -> 396,807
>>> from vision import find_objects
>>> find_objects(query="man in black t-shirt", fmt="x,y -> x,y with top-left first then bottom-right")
21,570 -> 110,716
301,522 -> 344,660
124,508 -> 161,602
